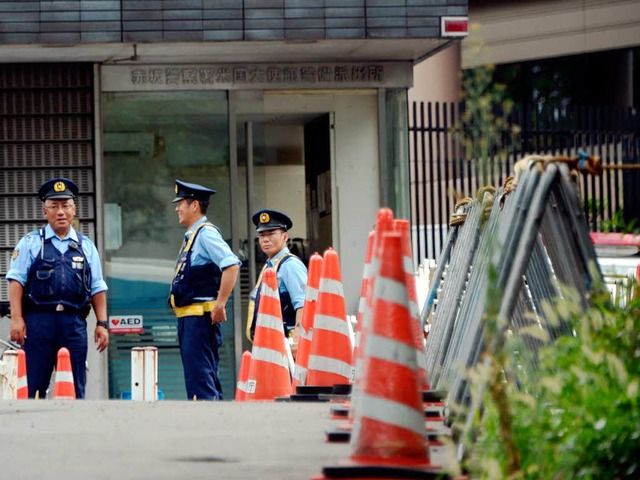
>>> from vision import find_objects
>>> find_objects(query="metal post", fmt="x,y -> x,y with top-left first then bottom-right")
0,350 -> 18,400
131,346 -> 157,401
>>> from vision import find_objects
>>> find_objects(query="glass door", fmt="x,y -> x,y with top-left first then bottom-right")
101,91 -> 234,399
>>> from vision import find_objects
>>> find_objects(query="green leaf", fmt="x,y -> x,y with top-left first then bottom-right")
606,353 -> 628,384
628,380 -> 639,398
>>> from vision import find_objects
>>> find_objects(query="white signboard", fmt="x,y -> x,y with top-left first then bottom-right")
109,315 -> 144,334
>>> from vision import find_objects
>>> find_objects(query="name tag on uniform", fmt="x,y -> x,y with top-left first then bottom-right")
72,256 -> 84,269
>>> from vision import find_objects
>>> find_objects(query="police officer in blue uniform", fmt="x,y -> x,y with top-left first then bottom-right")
6,178 -> 109,399
170,180 -> 241,401
246,209 -> 308,354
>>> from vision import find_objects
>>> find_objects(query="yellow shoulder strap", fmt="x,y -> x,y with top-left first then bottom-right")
245,254 -> 292,342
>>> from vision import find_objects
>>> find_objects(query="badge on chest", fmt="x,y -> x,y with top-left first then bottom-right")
72,256 -> 84,270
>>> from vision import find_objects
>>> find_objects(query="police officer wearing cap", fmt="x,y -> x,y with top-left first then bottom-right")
247,209 -> 308,353
170,179 -> 241,400
6,177 -> 109,399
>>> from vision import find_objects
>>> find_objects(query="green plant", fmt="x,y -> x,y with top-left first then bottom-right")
459,66 -> 519,187
586,198 -> 638,234
465,284 -> 640,479
601,209 -> 639,234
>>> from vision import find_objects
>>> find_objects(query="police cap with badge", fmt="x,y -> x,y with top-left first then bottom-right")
172,179 -> 216,204
252,209 -> 293,233
38,177 -> 78,201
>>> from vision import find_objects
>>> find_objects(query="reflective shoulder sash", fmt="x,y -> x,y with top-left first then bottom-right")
170,221 -> 216,308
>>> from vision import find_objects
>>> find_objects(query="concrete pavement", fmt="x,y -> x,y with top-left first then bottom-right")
0,400 -> 350,480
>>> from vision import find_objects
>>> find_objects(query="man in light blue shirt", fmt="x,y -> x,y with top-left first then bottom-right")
247,209 -> 308,354
6,177 -> 109,399
170,179 -> 241,400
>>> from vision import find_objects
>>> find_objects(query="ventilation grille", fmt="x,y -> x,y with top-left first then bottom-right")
0,143 -> 93,168
0,196 -> 95,222
0,90 -> 92,115
0,169 -> 94,195
0,117 -> 92,142
0,65 -> 93,89
0,222 -> 95,249
0,63 -> 95,304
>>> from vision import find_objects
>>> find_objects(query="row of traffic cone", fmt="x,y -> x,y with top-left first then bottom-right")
233,207 -> 446,474
235,244 -> 356,402
316,208 -> 443,479
1,347 -> 76,400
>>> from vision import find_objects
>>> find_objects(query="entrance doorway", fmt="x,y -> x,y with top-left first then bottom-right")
234,104 -> 333,352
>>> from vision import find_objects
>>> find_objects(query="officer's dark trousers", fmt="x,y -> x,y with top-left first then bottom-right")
177,314 -> 223,400
23,310 -> 88,399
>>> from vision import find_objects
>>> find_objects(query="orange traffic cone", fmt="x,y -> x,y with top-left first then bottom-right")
234,350 -> 253,401
306,248 -> 353,387
16,349 -> 28,399
53,347 -> 76,399
292,252 -> 323,387
350,232 -> 430,463
0,350 -> 28,400
395,218 -> 430,391
351,230 -> 375,375
245,268 -> 293,401
317,232 -> 435,479
349,208 -> 395,419
326,232 -> 375,421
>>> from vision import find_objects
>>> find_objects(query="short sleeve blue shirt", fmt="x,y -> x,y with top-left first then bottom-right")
266,247 -> 308,310
6,224 -> 108,296
186,217 -> 242,271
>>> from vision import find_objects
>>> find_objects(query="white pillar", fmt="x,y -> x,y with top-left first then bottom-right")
131,347 -> 158,401
0,350 -> 18,400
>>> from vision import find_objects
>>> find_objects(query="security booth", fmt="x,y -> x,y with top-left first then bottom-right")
0,1 -> 468,398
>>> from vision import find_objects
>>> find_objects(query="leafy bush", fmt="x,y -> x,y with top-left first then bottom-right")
465,287 -> 640,479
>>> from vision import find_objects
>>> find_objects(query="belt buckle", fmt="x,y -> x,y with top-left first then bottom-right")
55,304 -> 64,312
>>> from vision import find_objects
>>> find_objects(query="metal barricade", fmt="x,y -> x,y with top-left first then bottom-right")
419,156 -> 604,462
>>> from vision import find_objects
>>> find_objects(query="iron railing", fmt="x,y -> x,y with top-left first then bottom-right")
409,101 -> 640,263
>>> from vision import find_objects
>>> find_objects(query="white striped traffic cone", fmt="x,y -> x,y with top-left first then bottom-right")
234,350 -> 252,401
306,248 -> 353,387
395,218 -> 430,391
350,231 -> 431,466
292,252 -> 323,387
53,347 -> 76,400
349,208 -> 395,421
245,268 -> 293,400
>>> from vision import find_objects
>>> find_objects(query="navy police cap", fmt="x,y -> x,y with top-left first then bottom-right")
252,209 -> 293,233
38,177 -> 78,201
172,179 -> 217,203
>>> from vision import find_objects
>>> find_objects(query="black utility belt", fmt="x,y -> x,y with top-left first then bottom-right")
25,303 -> 89,314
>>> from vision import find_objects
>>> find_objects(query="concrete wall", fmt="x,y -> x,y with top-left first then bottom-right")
410,43 -> 462,104
464,0 -> 640,68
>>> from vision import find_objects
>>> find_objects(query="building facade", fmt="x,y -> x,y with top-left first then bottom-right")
0,0 -> 468,398
408,0 -> 639,262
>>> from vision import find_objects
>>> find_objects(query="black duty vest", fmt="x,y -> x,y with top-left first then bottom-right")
25,229 -> 92,311
170,222 -> 223,308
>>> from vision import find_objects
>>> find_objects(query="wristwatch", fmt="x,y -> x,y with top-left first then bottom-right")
96,320 -> 109,330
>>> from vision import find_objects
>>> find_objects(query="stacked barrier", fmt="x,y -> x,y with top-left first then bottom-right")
315,156 -> 604,478
422,158 -> 603,462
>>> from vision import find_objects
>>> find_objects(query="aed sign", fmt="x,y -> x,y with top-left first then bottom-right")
109,315 -> 143,334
